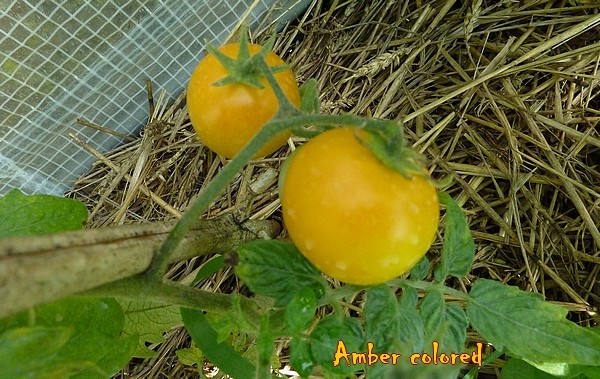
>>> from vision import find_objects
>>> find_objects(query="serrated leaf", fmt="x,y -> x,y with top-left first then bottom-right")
0,188 -> 87,238
419,290 -> 445,344
364,285 -> 401,378
94,334 -> 138,377
290,336 -> 315,378
417,289 -> 468,359
365,285 -> 399,352
37,297 -> 136,376
181,308 -> 255,379
118,300 -> 181,358
205,311 -> 238,344
285,287 -> 317,334
441,303 -> 468,353
0,297 -> 136,378
435,192 -> 475,281
236,240 -> 327,307
399,286 -> 420,308
397,287 -> 425,353
468,279 -> 600,365
310,315 -> 364,376
562,327 -> 600,378
524,360 -> 578,377
410,256 -> 430,280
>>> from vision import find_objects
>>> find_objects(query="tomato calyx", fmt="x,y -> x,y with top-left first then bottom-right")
206,32 -> 288,89
357,121 -> 427,180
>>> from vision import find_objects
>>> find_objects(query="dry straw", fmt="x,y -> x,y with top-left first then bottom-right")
69,0 -> 599,377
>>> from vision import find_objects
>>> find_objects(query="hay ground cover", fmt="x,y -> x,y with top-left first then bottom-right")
69,0 -> 600,377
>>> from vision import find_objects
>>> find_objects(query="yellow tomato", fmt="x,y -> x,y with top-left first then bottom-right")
187,43 -> 301,159
281,127 -> 440,285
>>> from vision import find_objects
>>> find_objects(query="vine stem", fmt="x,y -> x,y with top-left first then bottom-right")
86,275 -> 287,330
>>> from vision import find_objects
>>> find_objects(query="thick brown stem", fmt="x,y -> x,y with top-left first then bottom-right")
0,214 -> 279,317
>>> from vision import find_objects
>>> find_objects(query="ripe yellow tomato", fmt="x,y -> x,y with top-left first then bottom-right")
281,127 -> 440,285
187,43 -> 301,159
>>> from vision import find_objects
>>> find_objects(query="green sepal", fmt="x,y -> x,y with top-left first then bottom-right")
359,121 -> 427,180
205,28 -> 288,90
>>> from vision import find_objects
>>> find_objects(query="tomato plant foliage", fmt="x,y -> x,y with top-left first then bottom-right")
0,189 -> 87,238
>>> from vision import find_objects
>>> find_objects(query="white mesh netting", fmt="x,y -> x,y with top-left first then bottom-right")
0,0 -> 309,196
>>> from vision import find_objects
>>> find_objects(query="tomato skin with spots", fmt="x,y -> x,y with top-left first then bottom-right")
187,43 -> 301,159
281,127 -> 440,285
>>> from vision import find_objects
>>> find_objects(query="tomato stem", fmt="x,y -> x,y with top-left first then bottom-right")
255,56 -> 302,119
85,275 -> 264,323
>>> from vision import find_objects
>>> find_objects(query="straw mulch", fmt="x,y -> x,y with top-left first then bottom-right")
70,0 -> 600,378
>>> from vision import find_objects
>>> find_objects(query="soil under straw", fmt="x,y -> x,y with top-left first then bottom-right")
70,0 -> 600,377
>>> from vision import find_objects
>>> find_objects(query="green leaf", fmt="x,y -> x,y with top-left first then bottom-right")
181,307 -> 255,379
524,360 -> 580,377
364,285 -> 399,352
176,343 -> 204,366
419,290 -> 445,344
94,334 -> 138,378
37,297 -> 124,334
361,120 -> 425,178
0,297 -> 137,378
468,279 -> 600,366
560,328 -> 600,378
310,315 -> 364,376
290,336 -> 315,378
578,366 -> 600,379
299,78 -> 320,114
364,285 -> 401,378
463,349 -> 504,379
397,287 -> 425,353
384,363 -> 462,379
441,303 -> 468,353
523,344 -> 600,378
501,358 -> 558,379
435,192 -> 475,281
410,256 -> 430,280
417,289 -> 469,366
203,295 -> 261,346
205,309 -> 244,344
0,326 -> 74,378
192,255 -> 225,285
118,300 -> 182,358
0,188 -> 87,238
236,240 -> 327,307
285,287 -> 317,334
399,285 -> 420,308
